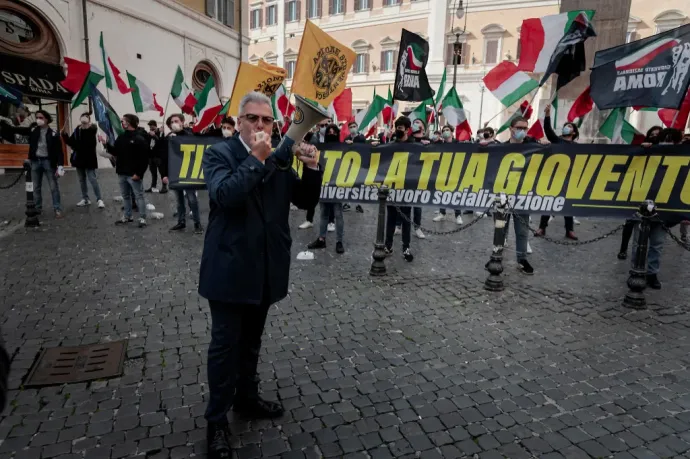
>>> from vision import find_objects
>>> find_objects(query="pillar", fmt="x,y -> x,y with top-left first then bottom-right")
277,0 -> 286,67
426,0 -> 447,77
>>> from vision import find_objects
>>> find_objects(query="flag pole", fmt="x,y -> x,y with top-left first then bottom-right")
670,110 -> 681,130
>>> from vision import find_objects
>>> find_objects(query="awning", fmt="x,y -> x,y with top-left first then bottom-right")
0,53 -> 74,102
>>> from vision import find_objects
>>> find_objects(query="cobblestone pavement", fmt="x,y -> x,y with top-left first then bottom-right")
1,170 -> 690,459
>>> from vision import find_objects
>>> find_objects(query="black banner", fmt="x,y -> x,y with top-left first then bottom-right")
591,24 -> 690,110
393,29 -> 433,102
168,138 -> 690,219
0,53 -> 74,101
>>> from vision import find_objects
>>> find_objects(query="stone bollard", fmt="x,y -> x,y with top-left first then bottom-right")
370,185 -> 389,276
24,160 -> 40,228
623,200 -> 657,309
485,193 -> 508,292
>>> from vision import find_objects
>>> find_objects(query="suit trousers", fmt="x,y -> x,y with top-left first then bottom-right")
204,300 -> 271,424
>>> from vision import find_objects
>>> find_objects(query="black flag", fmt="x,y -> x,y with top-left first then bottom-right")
393,29 -> 433,102
539,11 -> 596,89
590,24 -> 690,110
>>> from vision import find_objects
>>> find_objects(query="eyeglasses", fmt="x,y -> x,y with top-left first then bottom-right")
242,114 -> 275,124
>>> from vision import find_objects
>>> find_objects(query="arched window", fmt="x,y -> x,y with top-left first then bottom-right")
192,60 -> 221,93
654,10 -> 687,33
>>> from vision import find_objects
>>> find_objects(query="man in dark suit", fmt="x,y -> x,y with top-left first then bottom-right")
199,91 -> 322,459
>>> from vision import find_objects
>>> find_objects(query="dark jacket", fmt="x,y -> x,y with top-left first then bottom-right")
345,133 -> 366,143
159,129 -> 193,179
2,122 -> 64,168
105,129 -> 149,177
63,125 -> 98,169
543,116 -> 575,144
412,135 -> 430,143
199,135 -> 322,305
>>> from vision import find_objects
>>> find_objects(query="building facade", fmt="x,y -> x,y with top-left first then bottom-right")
0,0 -> 249,168
247,0 -> 688,137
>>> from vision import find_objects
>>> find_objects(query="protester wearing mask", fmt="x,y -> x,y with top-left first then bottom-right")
309,118 -> 332,145
434,125 -> 464,224
300,118 -> 334,229
344,121 -> 366,144
158,114 -> 203,234
1,110 -> 64,217
429,130 -> 442,143
145,121 -> 162,193
308,124 -> 347,253
63,113 -> 104,209
618,125 -> 664,259
477,127 -> 498,144
408,119 -> 430,237
221,117 -> 236,139
101,114 -> 149,227
535,105 -> 579,240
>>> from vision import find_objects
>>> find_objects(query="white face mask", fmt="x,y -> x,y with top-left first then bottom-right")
171,122 -> 182,132
222,128 -> 233,138
36,119 -> 46,127
80,117 -> 89,125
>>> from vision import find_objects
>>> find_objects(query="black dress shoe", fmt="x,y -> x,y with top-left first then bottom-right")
233,397 -> 284,419
207,422 -> 232,459
646,274 -> 662,290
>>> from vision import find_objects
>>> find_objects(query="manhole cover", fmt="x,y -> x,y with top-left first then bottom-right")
25,340 -> 127,387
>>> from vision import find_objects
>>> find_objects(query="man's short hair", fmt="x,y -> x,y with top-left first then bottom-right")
148,120 -> 157,128
35,109 -> 52,124
238,92 -> 271,116
166,114 -> 184,128
510,116 -> 528,128
659,128 -> 682,144
123,114 -> 140,128
221,117 -> 235,127
394,116 -> 411,130
442,125 -> 453,132
81,112 -> 92,118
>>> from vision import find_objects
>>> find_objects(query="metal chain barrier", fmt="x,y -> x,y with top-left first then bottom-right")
393,205 -> 491,236
0,172 -> 24,190
656,218 -> 690,252
509,206 -> 625,246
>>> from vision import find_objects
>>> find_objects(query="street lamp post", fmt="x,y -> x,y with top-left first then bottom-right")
451,0 -> 468,89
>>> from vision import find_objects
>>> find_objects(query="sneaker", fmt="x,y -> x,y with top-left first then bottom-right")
336,241 -> 345,254
307,238 -> 326,250
518,259 -> 534,275
151,188 -> 160,193
76,199 -> 90,207
573,218 -> 581,225
617,252 -> 627,260
138,218 -> 147,228
356,205 -> 364,213
536,228 -> 546,237
159,185 -> 168,194
432,213 -> 445,222
455,215 -> 464,225
415,228 -> 425,239
343,203 -> 351,212
327,223 -> 335,232
384,246 -> 393,256
55,211 -> 64,219
194,223 -> 204,234
207,422 -> 232,459
298,221 -> 313,229
403,248 -> 414,262
144,188 -> 153,193
566,231 -> 578,241
527,242 -> 532,254
548,216 -> 555,223
476,212 -> 485,218
97,200 -> 105,209
115,217 -> 134,225
394,226 -> 402,235
646,274 -> 661,290
170,223 -> 186,231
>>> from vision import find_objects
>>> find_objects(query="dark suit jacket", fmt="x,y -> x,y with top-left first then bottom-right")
199,135 -> 322,305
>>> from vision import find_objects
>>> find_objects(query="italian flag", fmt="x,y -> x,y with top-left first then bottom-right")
71,69 -> 105,109
382,87 -> 398,125
483,61 -> 539,107
408,100 -> 430,125
214,100 -> 230,126
517,10 -> 595,73
193,75 -> 223,133
528,90 -> 559,140
406,43 -> 425,71
497,101 -> 533,134
271,84 -> 295,130
431,69 -> 447,128
441,87 -> 472,141
171,66 -> 197,115
356,92 -> 387,137
99,32 -> 132,94
567,85 -> 594,124
61,57 -> 103,94
600,108 -> 645,144
126,72 -> 164,116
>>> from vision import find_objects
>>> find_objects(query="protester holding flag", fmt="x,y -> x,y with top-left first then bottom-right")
1,110 -> 64,218
62,113 -> 104,209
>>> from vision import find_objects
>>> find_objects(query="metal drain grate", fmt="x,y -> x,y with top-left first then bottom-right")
25,340 -> 127,387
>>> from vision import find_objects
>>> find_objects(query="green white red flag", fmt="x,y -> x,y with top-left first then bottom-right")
99,32 -> 132,94
382,87 -> 398,125
497,101 -> 533,134
600,108 -> 645,144
483,61 -> 538,107
126,72 -> 164,116
170,66 -> 197,115
356,89 -> 387,137
193,76 -> 223,133
440,87 -> 472,141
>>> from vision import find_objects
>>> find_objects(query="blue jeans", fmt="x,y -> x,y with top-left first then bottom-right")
118,175 -> 147,219
205,301 -> 271,424
31,159 -> 61,212
175,190 -> 200,225
512,213 -> 530,262
632,222 -> 665,275
319,202 -> 344,241
77,168 -> 102,201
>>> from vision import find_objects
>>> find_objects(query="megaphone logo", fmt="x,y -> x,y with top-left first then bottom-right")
293,106 -> 305,125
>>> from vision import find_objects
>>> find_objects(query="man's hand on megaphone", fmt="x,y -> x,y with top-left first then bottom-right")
251,131 -> 272,163
295,142 -> 319,169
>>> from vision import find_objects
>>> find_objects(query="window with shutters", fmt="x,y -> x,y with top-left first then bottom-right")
286,60 -> 296,79
380,50 -> 396,72
354,53 -> 368,74
484,39 -> 498,64
383,0 -> 400,6
207,0 -> 235,27
250,9 -> 261,29
307,0 -> 320,18
445,42 -> 466,66
330,0 -> 344,15
286,0 -> 299,22
355,0 -> 370,10
266,5 -> 277,25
